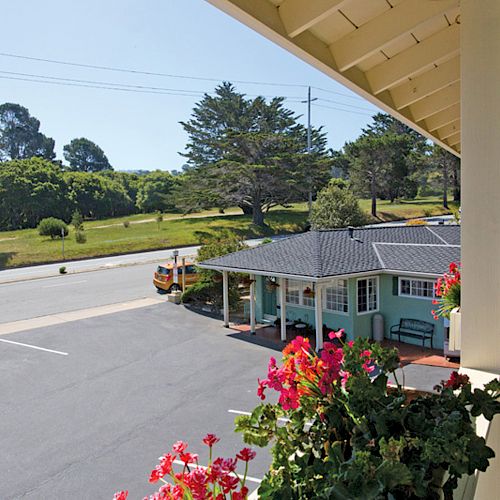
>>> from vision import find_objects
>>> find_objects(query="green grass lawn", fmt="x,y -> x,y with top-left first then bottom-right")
0,196 -> 456,269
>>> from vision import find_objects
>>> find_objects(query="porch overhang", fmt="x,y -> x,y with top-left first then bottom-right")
206,0 -> 462,156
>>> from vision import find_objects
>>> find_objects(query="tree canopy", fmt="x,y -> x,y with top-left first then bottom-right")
310,181 -> 366,229
179,83 -> 332,226
63,137 -> 112,172
0,103 -> 55,161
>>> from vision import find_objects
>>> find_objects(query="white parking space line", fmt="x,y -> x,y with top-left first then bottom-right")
172,460 -> 261,484
0,338 -> 68,356
42,280 -> 87,288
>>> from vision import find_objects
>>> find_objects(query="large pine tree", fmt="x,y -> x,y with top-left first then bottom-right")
179,83 -> 331,226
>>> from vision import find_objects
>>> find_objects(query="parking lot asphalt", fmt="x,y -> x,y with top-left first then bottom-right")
0,302 -> 275,499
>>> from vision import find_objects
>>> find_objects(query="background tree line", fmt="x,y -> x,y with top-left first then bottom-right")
0,86 -> 460,231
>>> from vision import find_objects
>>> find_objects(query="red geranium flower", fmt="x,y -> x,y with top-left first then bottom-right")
202,433 -> 220,447
172,440 -> 188,454
113,491 -> 128,500
236,447 -> 256,462
444,371 -> 470,390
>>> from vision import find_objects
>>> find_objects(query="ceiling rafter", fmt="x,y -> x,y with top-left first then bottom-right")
447,132 -> 461,146
425,103 -> 460,131
437,120 -> 461,140
278,0 -> 349,38
330,0 -> 458,72
391,56 -> 460,110
410,82 -> 460,122
366,23 -> 460,94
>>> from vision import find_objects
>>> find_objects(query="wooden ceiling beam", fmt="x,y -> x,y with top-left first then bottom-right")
331,0 -> 458,72
447,132 -> 461,146
367,23 -> 460,95
391,56 -> 460,110
278,0 -> 348,38
425,103 -> 460,131
410,82 -> 460,122
437,120 -> 461,140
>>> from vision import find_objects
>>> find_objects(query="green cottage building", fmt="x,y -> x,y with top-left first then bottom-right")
199,225 -> 460,351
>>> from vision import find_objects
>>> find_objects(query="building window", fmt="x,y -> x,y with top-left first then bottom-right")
325,279 -> 348,313
399,278 -> 436,299
285,280 -> 315,307
302,283 -> 315,307
357,277 -> 378,314
285,279 -> 300,304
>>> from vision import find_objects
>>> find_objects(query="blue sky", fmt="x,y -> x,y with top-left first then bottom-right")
0,0 -> 380,171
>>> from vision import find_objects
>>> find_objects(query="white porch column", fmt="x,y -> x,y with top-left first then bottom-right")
315,283 -> 323,351
222,271 -> 229,328
279,277 -> 287,341
249,274 -> 256,335
461,7 -> 500,498
461,1 -> 500,373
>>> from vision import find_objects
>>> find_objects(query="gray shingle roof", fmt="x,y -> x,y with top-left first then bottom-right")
200,225 -> 460,278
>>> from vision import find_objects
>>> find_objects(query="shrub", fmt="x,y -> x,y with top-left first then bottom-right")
423,208 -> 434,217
38,217 -> 69,239
71,210 -> 84,231
123,220 -> 130,228
75,229 -> 87,244
59,266 -> 67,274
181,279 -> 240,310
310,183 -> 366,230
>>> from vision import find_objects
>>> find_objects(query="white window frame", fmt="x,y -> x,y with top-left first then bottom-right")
356,276 -> 379,315
285,279 -> 315,309
323,278 -> 349,315
398,277 -> 436,300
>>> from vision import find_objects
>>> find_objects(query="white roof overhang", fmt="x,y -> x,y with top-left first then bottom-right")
206,0 -> 461,156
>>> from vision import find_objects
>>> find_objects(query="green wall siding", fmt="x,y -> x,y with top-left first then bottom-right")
379,274 -> 444,348
254,273 -> 444,349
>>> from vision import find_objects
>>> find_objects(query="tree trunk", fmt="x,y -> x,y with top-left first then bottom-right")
371,174 -> 377,217
442,163 -> 449,209
252,202 -> 265,227
452,162 -> 461,202
239,204 -> 252,215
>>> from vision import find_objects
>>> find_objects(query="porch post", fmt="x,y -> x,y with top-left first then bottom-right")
249,274 -> 256,335
461,1 -> 500,373
279,277 -> 287,341
222,271 -> 229,328
315,283 -> 323,351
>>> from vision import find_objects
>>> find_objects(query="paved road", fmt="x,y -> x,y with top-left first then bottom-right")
0,263 -> 160,323
0,302 -> 274,499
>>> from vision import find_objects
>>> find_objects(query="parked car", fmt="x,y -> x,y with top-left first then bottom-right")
153,262 -> 198,293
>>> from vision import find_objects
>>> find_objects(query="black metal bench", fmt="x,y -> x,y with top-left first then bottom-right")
390,318 -> 435,349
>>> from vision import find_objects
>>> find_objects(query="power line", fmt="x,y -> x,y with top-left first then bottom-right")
0,51 -> 309,89
0,51 -> 370,102
312,86 -> 367,102
312,102 -> 374,117
0,71 -> 376,117
316,97 -> 376,113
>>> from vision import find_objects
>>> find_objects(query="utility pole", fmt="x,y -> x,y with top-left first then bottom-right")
302,86 -> 318,213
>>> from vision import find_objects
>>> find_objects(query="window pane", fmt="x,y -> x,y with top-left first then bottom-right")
400,279 -> 411,295
358,279 -> 367,313
286,279 -> 300,304
325,279 -> 348,313
302,282 -> 315,307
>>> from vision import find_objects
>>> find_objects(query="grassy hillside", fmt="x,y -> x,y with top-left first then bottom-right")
0,197 -> 456,269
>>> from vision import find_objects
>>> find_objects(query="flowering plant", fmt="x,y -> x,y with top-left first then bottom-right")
236,332 -> 500,500
114,435 -> 255,500
432,262 -> 461,319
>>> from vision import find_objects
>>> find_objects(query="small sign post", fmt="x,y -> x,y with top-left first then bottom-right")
61,227 -> 65,261
172,249 -> 179,285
